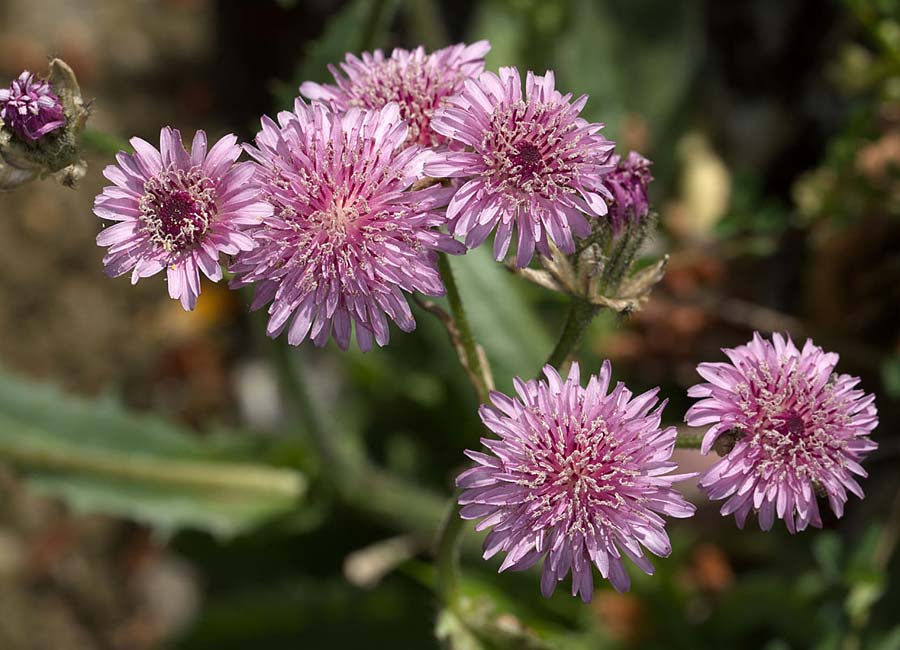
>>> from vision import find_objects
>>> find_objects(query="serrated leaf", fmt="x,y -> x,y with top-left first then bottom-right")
0,371 -> 305,539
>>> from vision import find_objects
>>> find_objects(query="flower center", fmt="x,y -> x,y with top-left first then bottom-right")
309,196 -> 370,243
776,410 -> 806,438
510,143 -> 544,177
140,168 -> 216,254
482,102 -> 579,200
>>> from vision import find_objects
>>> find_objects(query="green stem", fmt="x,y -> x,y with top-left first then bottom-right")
545,298 -> 600,370
675,431 -> 704,449
438,254 -> 492,403
270,339 -> 339,466
269,334 -> 471,544
81,129 -> 130,156
435,500 -> 465,607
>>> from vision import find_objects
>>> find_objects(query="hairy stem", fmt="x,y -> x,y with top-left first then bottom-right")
436,254 -> 494,403
271,340 -> 337,465
545,298 -> 600,370
271,337 -> 474,544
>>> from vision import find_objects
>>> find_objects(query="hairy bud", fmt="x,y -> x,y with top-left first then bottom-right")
0,59 -> 89,191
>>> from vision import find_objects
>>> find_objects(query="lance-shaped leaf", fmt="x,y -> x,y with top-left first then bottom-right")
0,371 -> 305,539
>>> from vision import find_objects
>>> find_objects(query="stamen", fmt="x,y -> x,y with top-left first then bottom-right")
140,167 -> 216,254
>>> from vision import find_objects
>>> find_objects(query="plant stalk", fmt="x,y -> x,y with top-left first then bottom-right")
435,500 -> 465,608
674,430 -> 704,449
437,254 -> 493,403
545,298 -> 600,370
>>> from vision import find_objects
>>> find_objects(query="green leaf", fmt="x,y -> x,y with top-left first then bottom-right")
556,0 -> 703,137
469,0 -> 702,142
0,371 -> 305,539
447,248 -> 552,389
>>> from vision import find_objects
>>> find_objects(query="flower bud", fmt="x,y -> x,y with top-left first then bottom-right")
0,59 -> 89,191
511,212 -> 667,315
604,151 -> 653,234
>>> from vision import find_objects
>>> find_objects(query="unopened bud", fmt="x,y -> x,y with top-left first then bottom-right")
509,212 -> 667,316
604,151 -> 653,235
0,59 -> 89,191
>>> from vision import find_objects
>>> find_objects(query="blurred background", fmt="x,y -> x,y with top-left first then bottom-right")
0,0 -> 899,648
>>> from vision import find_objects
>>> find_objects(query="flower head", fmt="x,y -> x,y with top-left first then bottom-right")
604,151 -> 652,233
685,333 -> 878,533
458,362 -> 695,602
0,71 -> 66,142
94,127 -> 270,310
230,101 -> 464,351
425,67 -> 616,267
300,41 -> 490,147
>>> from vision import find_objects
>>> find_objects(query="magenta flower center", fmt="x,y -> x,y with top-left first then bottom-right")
738,367 -> 849,482
140,168 -> 216,253
515,421 -> 635,534
510,143 -> 544,177
482,103 -> 577,200
776,410 -> 807,438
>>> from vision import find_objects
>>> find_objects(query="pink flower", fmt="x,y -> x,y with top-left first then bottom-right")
458,362 -> 696,602
300,41 -> 490,147
686,333 -> 879,533
94,128 -> 270,310
230,101 -> 465,351
425,67 -> 616,267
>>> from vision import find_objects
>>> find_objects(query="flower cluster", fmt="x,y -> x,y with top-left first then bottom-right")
0,71 -> 66,142
93,41 -> 632,337
82,42 -> 881,606
685,332 -> 878,533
